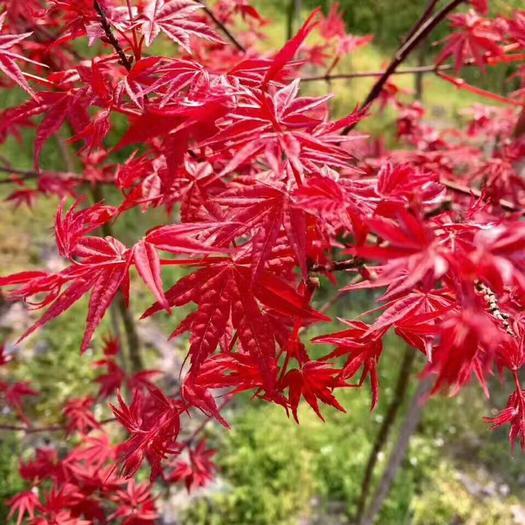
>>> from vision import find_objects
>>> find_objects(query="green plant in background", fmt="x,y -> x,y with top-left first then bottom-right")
181,340 -> 525,525
183,404 -> 318,525
0,434 -> 24,524
412,461 -> 521,525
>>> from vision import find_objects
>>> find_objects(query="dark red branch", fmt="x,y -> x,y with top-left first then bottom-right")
401,0 -> 440,47
198,1 -> 246,53
343,0 -> 467,134
363,0 -> 466,107
94,1 -> 133,71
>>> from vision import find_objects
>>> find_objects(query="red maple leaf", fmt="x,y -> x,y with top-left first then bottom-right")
437,12 -> 504,71
167,440 -> 216,491
112,386 -> 182,479
143,259 -> 328,394
0,12 -> 43,98
8,490 -> 42,525
315,321 -> 385,409
281,360 -> 346,422
139,0 -> 221,50
486,388 -> 525,450
110,480 -> 158,524
63,397 -> 100,435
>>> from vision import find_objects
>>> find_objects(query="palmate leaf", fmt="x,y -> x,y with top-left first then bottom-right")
134,240 -> 168,310
281,360 -> 346,422
143,260 -> 329,392
0,203 -> 231,354
438,11 -> 504,71
263,9 -> 320,85
140,0 -> 221,50
0,90 -> 93,169
0,12 -> 43,98
7,491 -> 42,525
216,185 -> 310,279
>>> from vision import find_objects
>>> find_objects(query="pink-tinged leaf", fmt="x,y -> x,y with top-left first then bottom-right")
134,240 -> 168,310
140,0 -> 221,50
0,13 -> 43,98
8,490 -> 42,525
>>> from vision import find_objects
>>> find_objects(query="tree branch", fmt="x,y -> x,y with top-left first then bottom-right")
365,0 -> 466,107
308,259 -> 358,273
401,0 -> 440,47
355,346 -> 416,523
0,165 -> 112,186
343,0 -> 467,134
442,179 -> 521,213
94,0 -> 133,71
301,63 -> 454,82
198,1 -> 246,53
360,377 -> 434,525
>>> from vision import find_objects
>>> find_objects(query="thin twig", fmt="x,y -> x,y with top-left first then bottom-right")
301,63 -> 454,82
0,417 -> 116,434
0,166 -> 39,178
355,346 -> 416,523
365,0 -> 467,108
198,1 -> 246,53
185,397 -> 233,446
343,0 -> 467,134
94,0 -> 133,71
442,179 -> 521,213
0,165 -> 112,186
308,259 -> 358,273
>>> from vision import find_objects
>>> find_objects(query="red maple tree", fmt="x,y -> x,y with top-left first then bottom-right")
0,0 -> 524,523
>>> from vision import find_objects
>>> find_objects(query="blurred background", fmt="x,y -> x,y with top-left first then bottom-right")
1,1 -> 525,524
